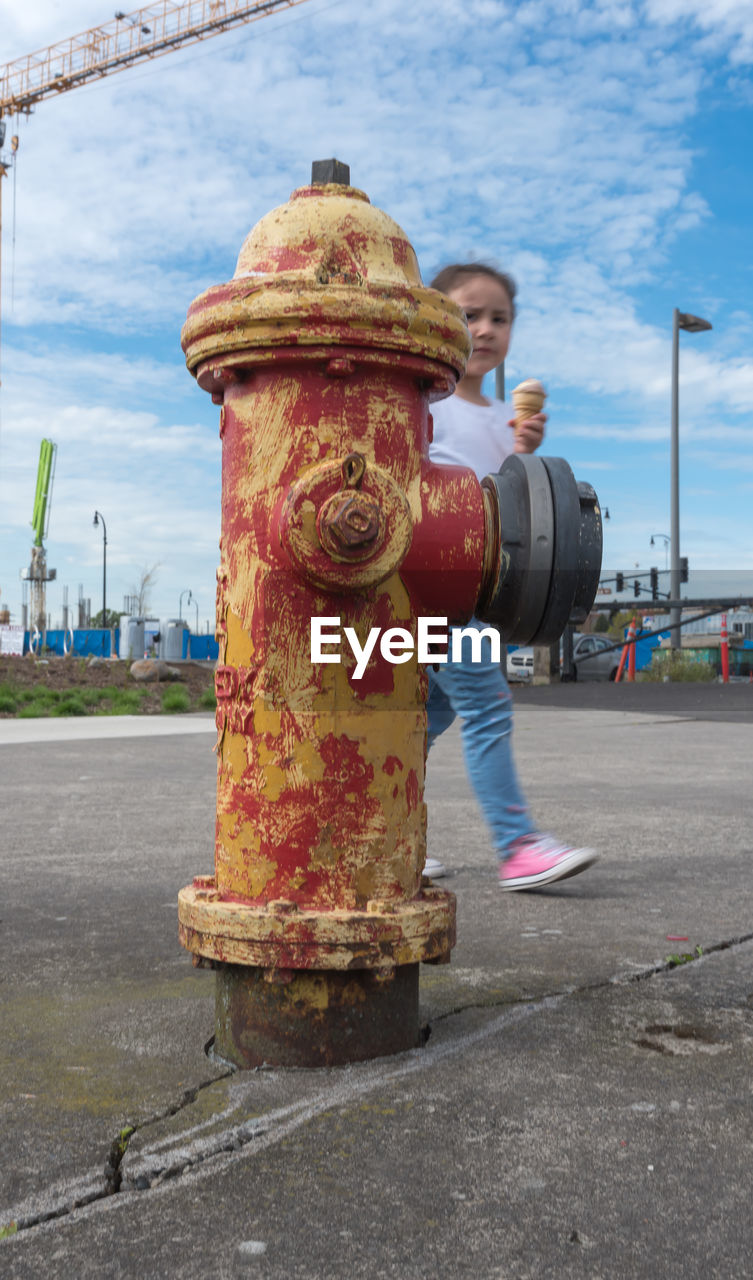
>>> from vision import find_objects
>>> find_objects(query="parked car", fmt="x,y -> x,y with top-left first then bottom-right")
563,632 -> 620,682
506,647 -> 534,682
506,633 -> 620,683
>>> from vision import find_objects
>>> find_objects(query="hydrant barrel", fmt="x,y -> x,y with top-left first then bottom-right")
179,164 -> 471,1067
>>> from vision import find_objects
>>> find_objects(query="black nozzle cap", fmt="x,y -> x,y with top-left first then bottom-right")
311,158 -> 350,185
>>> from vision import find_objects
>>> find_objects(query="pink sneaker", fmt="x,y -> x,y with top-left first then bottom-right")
499,834 -> 597,891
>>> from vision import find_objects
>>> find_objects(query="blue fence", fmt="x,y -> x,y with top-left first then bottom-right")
183,633 -> 219,661
22,629 -> 218,660
36,628 -> 116,657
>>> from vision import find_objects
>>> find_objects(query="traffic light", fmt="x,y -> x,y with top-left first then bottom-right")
616,572 -> 624,592
650,567 -> 658,600
680,556 -> 689,583
634,580 -> 640,597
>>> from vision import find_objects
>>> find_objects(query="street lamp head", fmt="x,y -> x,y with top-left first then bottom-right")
93,511 -> 99,528
678,312 -> 712,334
650,535 -> 654,546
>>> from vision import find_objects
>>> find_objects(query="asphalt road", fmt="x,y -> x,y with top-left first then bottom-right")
2,697 -> 752,1278
514,678 -> 753,722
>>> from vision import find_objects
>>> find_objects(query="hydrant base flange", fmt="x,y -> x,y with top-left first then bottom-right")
214,963 -> 421,1068
178,881 -> 456,970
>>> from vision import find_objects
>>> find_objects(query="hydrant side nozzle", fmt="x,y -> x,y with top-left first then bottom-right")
476,455 -> 603,646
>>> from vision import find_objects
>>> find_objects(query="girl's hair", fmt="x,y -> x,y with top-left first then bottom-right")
429,262 -> 517,320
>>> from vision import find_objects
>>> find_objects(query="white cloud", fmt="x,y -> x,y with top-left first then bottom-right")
645,0 -> 753,65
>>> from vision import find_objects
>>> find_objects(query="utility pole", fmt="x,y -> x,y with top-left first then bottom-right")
670,309 -> 712,649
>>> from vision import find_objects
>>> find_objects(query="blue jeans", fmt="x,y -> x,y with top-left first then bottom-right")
426,622 -> 533,861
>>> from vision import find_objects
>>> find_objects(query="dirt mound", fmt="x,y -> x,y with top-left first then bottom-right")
0,655 -> 216,718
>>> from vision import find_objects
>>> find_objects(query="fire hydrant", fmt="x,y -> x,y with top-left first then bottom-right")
178,160 -> 601,1068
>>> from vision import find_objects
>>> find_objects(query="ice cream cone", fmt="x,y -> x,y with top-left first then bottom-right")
511,378 -> 547,433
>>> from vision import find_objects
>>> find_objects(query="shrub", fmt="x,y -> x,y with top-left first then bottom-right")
19,685 -> 60,704
161,685 -> 190,713
52,694 -> 88,717
81,688 -> 108,707
642,651 -> 716,683
199,688 -> 217,710
17,700 -> 50,718
0,692 -> 18,714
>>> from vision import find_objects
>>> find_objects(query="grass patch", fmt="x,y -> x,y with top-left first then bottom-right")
0,668 -> 214,717
17,700 -> 51,718
81,687 -> 110,707
665,946 -> 703,968
161,685 -> 190,713
19,685 -> 61,704
102,689 -> 145,715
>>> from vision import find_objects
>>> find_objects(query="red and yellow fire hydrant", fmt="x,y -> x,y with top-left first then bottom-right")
178,160 -> 601,1068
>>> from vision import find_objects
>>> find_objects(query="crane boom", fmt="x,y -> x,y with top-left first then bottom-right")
0,0 -> 311,117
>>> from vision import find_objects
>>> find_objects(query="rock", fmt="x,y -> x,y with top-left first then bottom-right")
129,659 -> 177,683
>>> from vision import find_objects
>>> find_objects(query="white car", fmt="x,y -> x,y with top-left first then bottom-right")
506,647 -> 534,682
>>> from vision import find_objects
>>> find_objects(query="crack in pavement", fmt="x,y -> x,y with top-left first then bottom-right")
428,929 -> 753,1025
4,929 -> 753,1240
2,1067 -> 233,1238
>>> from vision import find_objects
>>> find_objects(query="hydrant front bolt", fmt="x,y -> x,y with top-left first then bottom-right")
323,492 -> 382,549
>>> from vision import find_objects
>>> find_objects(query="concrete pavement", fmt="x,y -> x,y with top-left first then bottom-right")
1,691 -> 752,1278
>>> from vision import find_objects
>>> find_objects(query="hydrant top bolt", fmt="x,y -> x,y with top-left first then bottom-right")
311,158 -> 350,186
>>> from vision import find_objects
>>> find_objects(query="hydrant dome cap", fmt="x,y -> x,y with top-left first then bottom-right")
233,183 -> 423,288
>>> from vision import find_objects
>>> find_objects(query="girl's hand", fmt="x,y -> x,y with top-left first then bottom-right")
509,412 -> 546,454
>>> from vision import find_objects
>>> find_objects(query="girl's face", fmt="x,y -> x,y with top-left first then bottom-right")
448,275 -> 513,379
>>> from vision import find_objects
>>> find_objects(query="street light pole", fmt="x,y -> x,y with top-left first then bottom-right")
179,588 -> 192,620
649,533 -> 670,572
670,309 -> 712,650
93,510 -> 107,629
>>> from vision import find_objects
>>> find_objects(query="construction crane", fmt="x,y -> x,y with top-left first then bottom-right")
0,0 -> 313,377
0,1 -> 311,116
21,438 -> 58,633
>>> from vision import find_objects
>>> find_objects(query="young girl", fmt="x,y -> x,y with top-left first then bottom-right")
424,263 -> 597,891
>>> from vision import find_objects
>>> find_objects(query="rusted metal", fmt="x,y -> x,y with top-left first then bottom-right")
319,456 -> 383,554
179,876 -> 455,969
214,963 -> 420,1068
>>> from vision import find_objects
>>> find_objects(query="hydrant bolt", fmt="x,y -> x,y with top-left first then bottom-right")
321,492 -> 382,550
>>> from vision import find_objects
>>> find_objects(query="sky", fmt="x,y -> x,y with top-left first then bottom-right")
0,0 -> 752,631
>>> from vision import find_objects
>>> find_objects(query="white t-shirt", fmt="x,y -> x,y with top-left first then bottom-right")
429,395 -> 514,482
